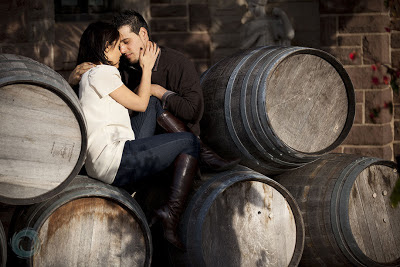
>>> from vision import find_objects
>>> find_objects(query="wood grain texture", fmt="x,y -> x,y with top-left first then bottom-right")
0,84 -> 81,200
176,166 -> 304,267
275,153 -> 400,266
266,54 -> 348,153
349,165 -> 400,263
0,54 -> 87,205
33,198 -> 146,267
200,46 -> 355,175
202,181 -> 296,267
7,176 -> 151,267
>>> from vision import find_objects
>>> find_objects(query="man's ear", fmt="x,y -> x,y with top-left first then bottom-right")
139,27 -> 149,41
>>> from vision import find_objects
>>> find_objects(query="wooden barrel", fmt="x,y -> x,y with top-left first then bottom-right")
0,54 -> 87,205
174,166 -> 304,267
200,46 -> 355,175
8,176 -> 152,267
275,153 -> 400,266
0,220 -> 5,267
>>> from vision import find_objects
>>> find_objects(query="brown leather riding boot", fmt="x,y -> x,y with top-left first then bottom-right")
150,153 -> 198,250
157,111 -> 240,172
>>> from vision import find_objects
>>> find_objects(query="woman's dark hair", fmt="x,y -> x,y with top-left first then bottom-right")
112,10 -> 150,38
76,21 -> 120,66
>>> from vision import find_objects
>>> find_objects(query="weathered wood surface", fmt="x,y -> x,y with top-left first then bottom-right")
200,46 -> 354,175
0,220 -> 5,267
0,53 -> 87,205
275,153 -> 400,266
174,166 -> 304,267
8,176 -> 152,267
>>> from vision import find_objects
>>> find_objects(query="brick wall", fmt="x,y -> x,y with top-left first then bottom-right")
319,0 -> 397,161
0,0 -> 55,68
150,0 -> 211,74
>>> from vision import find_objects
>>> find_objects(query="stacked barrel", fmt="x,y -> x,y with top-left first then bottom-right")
0,54 -> 152,267
1,45 -> 399,267
197,46 -> 400,266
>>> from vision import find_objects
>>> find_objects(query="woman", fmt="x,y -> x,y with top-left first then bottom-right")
77,21 -> 199,250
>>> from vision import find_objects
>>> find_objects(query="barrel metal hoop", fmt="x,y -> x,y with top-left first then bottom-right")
189,171 -> 304,267
258,48 -> 355,157
224,47 -> 283,173
0,74 -> 87,205
26,184 -> 152,267
338,158 -> 398,267
240,47 -> 300,167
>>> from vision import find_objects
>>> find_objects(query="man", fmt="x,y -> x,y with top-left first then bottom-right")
69,10 -> 239,172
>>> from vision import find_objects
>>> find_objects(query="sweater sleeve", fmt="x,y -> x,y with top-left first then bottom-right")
88,66 -> 124,98
164,58 -> 204,125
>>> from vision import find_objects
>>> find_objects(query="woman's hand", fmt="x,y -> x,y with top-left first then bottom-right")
139,41 -> 160,72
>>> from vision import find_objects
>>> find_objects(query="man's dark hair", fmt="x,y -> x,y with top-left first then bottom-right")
112,10 -> 150,37
76,21 -> 120,66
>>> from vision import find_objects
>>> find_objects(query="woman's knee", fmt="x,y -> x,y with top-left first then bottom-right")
178,132 -> 200,157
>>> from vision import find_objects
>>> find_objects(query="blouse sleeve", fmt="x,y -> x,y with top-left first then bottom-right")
88,66 -> 124,98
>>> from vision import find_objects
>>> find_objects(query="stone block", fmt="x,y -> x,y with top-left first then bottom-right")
355,90 -> 364,103
2,42 -> 54,68
343,145 -> 392,161
0,9 -> 28,43
395,104 -> 400,119
320,16 -> 336,47
345,66 -> 389,89
339,15 -> 390,33
29,0 -> 54,20
395,121 -> 400,141
394,142 -> 400,158
151,4 -> 187,17
54,22 -> 87,71
322,47 -> 362,65
151,0 -> 170,3
291,31 -> 320,48
152,32 -> 210,60
392,50 -> 400,68
392,32 -> 400,49
354,103 -> 363,124
330,146 -> 344,154
30,19 -> 55,42
320,0 -> 386,14
338,35 -> 361,46
210,33 -> 241,49
151,18 -> 188,32
362,35 -> 390,65
394,90 -> 400,104
365,88 -> 393,124
189,4 -> 211,31
342,124 -> 392,145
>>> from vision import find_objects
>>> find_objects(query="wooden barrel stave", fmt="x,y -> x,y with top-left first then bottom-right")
8,176 -> 152,267
275,153 -> 400,266
0,54 -> 87,205
0,220 -> 5,267
176,166 -> 305,267
200,46 -> 355,175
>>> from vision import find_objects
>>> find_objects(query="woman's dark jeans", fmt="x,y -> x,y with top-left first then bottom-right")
112,97 -> 199,187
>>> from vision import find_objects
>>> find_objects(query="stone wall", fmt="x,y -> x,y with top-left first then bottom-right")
319,0 -> 397,160
1,0 -> 398,161
0,0 -> 55,68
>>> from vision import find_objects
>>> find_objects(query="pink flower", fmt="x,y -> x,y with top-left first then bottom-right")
385,27 -> 391,32
372,77 -> 380,85
369,112 -> 375,119
371,64 -> 377,71
384,101 -> 388,108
